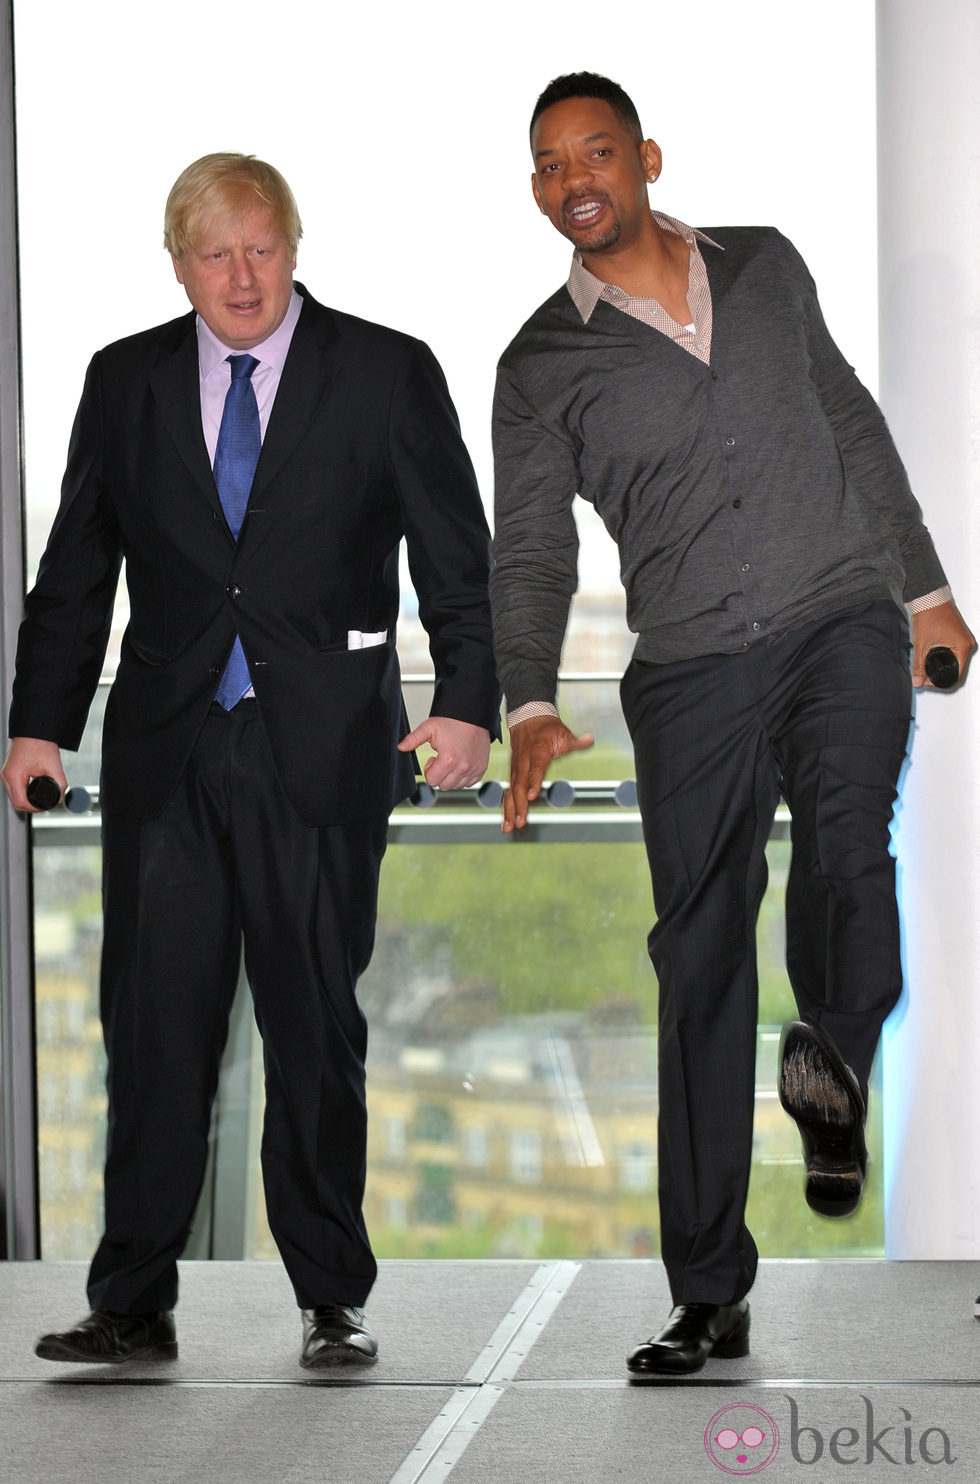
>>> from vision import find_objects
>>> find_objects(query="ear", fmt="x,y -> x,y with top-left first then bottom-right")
171,254 -> 185,286
531,172 -> 547,215
640,138 -> 663,184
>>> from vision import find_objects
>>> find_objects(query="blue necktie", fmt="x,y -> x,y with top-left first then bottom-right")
213,354 -> 260,709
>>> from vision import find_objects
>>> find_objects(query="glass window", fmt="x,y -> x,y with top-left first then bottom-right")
386,1197 -> 408,1229
30,709 -> 886,1266
384,1116 -> 407,1162
462,1126 -> 488,1169
13,1 -> 882,1272
509,1131 -> 543,1187
618,1141 -> 656,1194
414,1164 -> 455,1226
411,1104 -> 455,1144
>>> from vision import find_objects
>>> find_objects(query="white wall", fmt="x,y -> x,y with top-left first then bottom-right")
15,0 -> 877,594
878,0 -> 980,1258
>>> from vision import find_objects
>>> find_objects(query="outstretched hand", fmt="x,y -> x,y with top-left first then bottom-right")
503,714 -> 594,832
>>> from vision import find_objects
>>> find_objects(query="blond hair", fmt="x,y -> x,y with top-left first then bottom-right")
164,153 -> 303,258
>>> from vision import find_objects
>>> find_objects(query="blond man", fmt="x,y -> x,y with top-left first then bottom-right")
3,154 -> 499,1367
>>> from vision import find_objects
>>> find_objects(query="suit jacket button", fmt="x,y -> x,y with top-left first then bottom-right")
208,664 -> 221,676
226,584 -> 241,598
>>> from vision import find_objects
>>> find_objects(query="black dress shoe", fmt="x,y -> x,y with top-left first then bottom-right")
627,1301 -> 750,1375
778,1020 -> 867,1216
35,1309 -> 177,1364
778,1019 -> 867,1217
300,1304 -> 378,1368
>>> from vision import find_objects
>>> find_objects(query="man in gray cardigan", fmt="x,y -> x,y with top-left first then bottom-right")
490,71 -> 974,1376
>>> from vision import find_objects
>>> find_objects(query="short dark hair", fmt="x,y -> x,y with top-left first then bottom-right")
530,72 -> 643,147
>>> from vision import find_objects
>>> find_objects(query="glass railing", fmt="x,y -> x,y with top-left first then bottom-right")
30,676 -> 884,1263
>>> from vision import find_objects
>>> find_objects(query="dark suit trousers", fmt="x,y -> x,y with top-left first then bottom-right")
620,600 -> 912,1306
87,700 -> 387,1313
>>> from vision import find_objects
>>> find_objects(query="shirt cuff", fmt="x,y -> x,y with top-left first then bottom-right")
907,585 -> 953,614
507,701 -> 560,728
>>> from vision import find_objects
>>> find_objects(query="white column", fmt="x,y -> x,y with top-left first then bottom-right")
878,0 -> 980,1257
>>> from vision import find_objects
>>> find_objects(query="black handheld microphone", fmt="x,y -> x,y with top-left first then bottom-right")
410,781 -> 437,808
64,786 -> 93,814
25,775 -> 62,810
924,646 -> 960,689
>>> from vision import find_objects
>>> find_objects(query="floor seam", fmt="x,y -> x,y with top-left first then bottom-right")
3,1374 -> 978,1391
386,1260 -> 582,1484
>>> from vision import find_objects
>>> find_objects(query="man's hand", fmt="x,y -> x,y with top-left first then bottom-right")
503,714 -> 594,832
911,601 -> 976,688
0,737 -> 68,812
398,717 -> 492,790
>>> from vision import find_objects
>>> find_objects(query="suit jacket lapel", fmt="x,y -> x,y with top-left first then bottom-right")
146,290 -> 343,539
148,316 -> 221,513
249,290 -> 342,501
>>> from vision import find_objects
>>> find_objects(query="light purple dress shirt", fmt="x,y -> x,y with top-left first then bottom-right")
196,287 -> 304,465
195,287 -> 303,695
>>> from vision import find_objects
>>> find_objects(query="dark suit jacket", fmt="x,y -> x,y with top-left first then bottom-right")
10,286 -> 500,824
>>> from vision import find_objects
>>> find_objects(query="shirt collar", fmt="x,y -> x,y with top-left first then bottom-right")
197,286 -> 304,379
566,212 -> 723,324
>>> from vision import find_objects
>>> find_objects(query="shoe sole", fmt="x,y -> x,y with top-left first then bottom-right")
626,1329 -> 750,1375
804,1163 -> 863,1218
300,1351 -> 378,1370
35,1340 -> 178,1364
779,1022 -> 866,1217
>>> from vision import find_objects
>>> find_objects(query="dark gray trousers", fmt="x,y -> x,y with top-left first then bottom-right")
88,700 -> 387,1314
621,600 -> 912,1305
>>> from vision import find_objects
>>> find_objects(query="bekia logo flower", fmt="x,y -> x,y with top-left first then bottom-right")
704,1403 -> 779,1475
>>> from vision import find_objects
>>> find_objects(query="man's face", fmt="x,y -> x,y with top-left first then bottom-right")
530,96 -> 660,256
172,204 -> 296,349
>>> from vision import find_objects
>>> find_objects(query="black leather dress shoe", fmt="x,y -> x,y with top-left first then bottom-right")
627,1301 -> 750,1375
779,1019 -> 867,1217
300,1305 -> 378,1368
35,1309 -> 177,1364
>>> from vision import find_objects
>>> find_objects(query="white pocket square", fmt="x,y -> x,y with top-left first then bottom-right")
347,629 -> 387,650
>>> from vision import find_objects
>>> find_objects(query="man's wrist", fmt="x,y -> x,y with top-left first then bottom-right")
907,585 -> 953,614
507,701 -> 560,728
